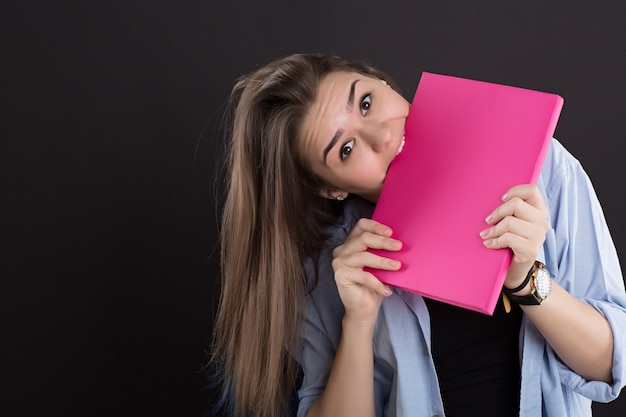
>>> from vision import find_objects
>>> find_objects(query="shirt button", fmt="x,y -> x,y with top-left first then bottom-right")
424,347 -> 430,356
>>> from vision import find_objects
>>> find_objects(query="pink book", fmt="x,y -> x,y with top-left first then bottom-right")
368,72 -> 563,315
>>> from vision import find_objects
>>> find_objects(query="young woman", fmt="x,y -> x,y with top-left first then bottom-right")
212,53 -> 626,417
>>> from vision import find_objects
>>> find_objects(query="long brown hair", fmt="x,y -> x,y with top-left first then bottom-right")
213,53 -> 395,417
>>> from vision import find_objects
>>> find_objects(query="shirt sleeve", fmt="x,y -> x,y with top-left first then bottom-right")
294,227 -> 349,417
541,139 -> 626,403
294,198 -> 375,416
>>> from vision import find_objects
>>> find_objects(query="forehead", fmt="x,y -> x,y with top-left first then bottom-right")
301,71 -> 359,162
309,71 -> 356,120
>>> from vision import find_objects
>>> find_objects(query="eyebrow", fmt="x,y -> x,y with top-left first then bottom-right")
322,79 -> 359,163
345,79 -> 359,112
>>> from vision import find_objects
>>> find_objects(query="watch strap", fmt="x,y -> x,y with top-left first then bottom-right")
504,263 -> 535,294
503,261 -> 548,306
505,288 -> 543,305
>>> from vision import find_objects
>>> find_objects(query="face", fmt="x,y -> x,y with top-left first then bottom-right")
300,71 -> 410,203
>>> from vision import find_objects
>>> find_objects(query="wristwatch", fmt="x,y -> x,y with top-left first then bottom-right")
503,261 -> 552,305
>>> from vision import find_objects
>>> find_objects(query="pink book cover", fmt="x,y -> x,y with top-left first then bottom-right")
368,72 -> 563,315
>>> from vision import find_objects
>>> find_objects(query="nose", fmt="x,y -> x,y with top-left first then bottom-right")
360,122 -> 391,153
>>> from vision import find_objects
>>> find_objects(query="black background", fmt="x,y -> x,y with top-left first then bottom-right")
3,1 -> 625,416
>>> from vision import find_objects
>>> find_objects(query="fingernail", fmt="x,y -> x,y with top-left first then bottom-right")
384,286 -> 392,296
485,215 -> 492,224
389,260 -> 400,268
483,239 -> 493,247
479,229 -> 489,238
390,240 -> 401,249
502,193 -> 508,201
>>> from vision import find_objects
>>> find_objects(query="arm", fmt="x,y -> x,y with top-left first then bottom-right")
307,219 -> 400,417
306,315 -> 378,417
520,280 -> 613,383
481,184 -> 614,383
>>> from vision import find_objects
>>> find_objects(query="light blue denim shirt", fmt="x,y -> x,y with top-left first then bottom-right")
295,139 -> 626,417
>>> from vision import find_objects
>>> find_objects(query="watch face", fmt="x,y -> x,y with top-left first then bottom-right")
535,267 -> 551,299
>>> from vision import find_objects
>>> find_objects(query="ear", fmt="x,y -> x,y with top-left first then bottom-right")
317,186 -> 348,201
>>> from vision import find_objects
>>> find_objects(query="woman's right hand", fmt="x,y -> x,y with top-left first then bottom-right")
332,218 -> 402,324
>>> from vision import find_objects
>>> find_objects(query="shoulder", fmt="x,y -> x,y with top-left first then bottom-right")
538,138 -> 598,211
540,138 -> 586,191
323,196 -> 376,248
303,196 -> 374,290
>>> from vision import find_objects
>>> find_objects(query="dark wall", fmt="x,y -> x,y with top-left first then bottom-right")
3,1 -> 625,416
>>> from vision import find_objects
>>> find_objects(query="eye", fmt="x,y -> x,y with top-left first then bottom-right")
340,139 -> 355,160
360,94 -> 371,116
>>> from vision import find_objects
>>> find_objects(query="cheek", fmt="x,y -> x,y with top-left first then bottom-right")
389,94 -> 410,116
354,159 -> 387,183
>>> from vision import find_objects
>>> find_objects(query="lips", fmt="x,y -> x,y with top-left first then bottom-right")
396,135 -> 406,157
386,135 -> 406,174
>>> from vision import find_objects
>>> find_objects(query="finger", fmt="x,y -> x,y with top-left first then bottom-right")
482,232 -> 542,263
333,231 -> 402,259
335,268 -> 393,297
482,214 -> 547,250
480,215 -> 548,242
352,231 -> 403,252
364,273 -> 393,297
333,250 -> 401,273
351,218 -> 394,238
485,196 -> 549,226
502,184 -> 547,211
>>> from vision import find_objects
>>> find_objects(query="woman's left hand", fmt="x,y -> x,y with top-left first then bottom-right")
480,184 -> 551,289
